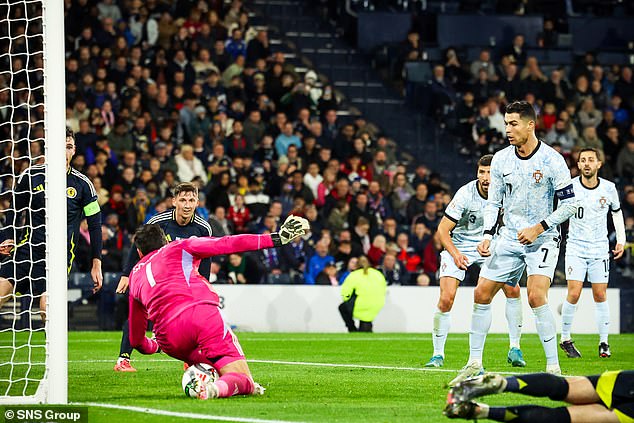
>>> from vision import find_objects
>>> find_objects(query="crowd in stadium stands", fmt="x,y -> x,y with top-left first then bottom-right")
0,0 -> 632,287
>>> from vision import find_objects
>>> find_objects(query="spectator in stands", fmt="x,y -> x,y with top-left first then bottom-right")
543,69 -> 572,111
537,19 -> 558,48
578,127 -> 603,151
445,48 -> 469,92
389,173 -> 415,223
617,138 -> 634,179
322,109 -> 339,148
247,29 -> 270,65
243,109 -> 266,148
422,231 -> 442,284
469,49 -> 497,82
226,253 -> 263,284
275,121 -> 301,158
379,252 -> 407,285
615,66 -> 633,109
407,182 -> 429,223
430,65 -> 456,116
312,260 -> 337,285
520,56 -> 547,97
503,34 -> 527,65
210,206 -> 233,235
224,28 -> 247,61
396,232 -> 422,274
607,95 -> 630,127
590,79 -> 608,110
577,97 -> 603,129
498,60 -> 523,104
367,234 -> 387,266
227,193 -> 250,234
545,119 -> 576,154
176,144 -> 208,184
305,240 -> 335,285
572,75 -> 591,105
602,125 -> 623,169
351,217 -> 372,255
472,68 -> 496,104
410,221 -> 432,255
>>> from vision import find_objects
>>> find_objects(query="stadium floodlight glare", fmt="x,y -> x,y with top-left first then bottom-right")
0,0 -> 67,404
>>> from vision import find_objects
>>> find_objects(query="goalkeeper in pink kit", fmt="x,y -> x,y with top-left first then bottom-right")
128,215 -> 309,398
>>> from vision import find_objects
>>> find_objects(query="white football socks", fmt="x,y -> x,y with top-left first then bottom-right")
505,297 -> 523,349
595,300 -> 610,344
432,308 -> 451,357
533,304 -> 559,366
560,300 -> 577,342
468,303 -> 492,365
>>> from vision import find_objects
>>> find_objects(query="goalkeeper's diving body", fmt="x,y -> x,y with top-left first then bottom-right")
128,215 -> 310,398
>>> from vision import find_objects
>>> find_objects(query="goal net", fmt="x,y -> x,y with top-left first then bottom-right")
0,0 -> 67,403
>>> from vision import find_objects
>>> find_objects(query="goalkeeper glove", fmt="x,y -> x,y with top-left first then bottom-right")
272,215 -> 310,246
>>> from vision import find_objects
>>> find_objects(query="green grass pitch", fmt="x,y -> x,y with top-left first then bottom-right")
1,332 -> 633,422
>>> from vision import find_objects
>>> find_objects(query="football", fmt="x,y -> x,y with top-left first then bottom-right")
181,363 -> 219,399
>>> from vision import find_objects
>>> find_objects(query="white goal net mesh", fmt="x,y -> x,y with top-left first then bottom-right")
0,0 -> 50,401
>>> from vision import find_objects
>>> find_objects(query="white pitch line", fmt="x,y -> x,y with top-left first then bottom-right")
67,357 -> 524,376
249,359 -> 523,375
77,402 -> 305,423
59,335 -> 473,343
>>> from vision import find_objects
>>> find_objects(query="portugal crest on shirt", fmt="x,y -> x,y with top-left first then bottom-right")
599,197 -> 607,208
66,187 -> 77,198
532,170 -> 543,183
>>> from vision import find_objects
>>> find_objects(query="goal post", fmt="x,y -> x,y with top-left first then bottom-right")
0,0 -> 67,404
44,0 -> 68,405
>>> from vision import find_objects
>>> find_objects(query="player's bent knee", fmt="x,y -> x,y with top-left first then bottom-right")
527,291 -> 547,308
502,284 -> 521,298
567,291 -> 582,304
473,287 -> 494,304
438,296 -> 455,312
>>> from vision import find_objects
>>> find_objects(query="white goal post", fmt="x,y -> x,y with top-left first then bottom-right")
0,0 -> 67,404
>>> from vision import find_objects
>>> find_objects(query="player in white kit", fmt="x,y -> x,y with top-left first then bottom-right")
450,101 -> 578,385
559,148 -> 626,359
424,155 -> 525,368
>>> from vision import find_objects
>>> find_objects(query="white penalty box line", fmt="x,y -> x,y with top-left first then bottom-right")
76,402 -> 305,423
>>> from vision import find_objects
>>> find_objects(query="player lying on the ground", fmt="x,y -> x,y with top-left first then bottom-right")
444,370 -> 633,422
128,215 -> 310,398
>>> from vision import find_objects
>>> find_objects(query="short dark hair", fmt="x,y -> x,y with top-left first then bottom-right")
66,128 -> 75,140
505,100 -> 536,122
173,182 -> 198,197
579,148 -> 602,161
135,224 -> 167,255
478,154 -> 493,167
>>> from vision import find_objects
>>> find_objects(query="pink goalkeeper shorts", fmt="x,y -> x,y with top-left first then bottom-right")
155,303 -> 246,370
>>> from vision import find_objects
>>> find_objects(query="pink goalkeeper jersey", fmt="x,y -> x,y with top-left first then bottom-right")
128,234 -> 274,354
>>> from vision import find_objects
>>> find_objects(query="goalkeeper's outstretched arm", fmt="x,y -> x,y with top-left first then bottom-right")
182,215 -> 310,258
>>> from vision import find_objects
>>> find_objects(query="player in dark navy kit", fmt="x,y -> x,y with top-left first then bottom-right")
113,182 -> 214,372
445,370 -> 634,423
0,129 -> 102,320
65,129 -> 103,290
